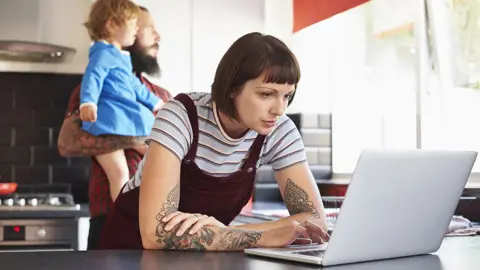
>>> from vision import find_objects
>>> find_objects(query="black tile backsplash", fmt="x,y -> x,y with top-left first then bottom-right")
33,109 -> 68,128
52,165 -> 90,184
0,110 -> 31,126
14,127 -> 52,146
0,147 -> 31,165
0,165 -> 13,182
0,72 -> 89,203
0,90 -> 13,108
15,165 -> 50,185
16,88 -> 53,109
0,129 -> 11,146
34,147 -> 68,165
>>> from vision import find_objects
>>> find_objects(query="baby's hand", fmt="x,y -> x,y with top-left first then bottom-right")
80,105 -> 97,122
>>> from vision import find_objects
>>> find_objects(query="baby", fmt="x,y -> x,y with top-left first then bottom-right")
80,0 -> 161,201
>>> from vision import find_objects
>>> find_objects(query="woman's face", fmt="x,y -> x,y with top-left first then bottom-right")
232,75 -> 295,135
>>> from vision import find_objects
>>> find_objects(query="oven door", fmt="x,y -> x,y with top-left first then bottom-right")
0,219 -> 77,252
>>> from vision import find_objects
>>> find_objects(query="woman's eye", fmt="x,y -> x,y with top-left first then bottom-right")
262,93 -> 273,98
285,94 -> 293,100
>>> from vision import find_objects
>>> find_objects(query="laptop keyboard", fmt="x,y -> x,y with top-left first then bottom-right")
291,250 -> 325,257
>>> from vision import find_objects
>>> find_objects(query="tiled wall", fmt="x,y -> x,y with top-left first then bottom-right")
0,72 -> 90,203
301,113 -> 332,166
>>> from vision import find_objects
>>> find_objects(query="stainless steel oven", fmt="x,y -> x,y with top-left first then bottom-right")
0,192 -> 83,251
0,219 -> 78,251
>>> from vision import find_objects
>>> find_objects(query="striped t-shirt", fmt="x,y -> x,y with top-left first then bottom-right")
123,92 -> 307,192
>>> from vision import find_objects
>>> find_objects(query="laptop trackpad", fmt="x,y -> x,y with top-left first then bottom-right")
287,243 -> 327,257
291,249 -> 325,257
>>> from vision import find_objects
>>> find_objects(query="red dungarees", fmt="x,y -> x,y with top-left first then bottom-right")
99,93 -> 266,249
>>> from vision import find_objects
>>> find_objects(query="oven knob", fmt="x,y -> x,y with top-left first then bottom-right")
4,198 -> 13,206
28,198 -> 38,206
37,228 -> 47,238
18,198 -> 25,206
48,197 -> 60,206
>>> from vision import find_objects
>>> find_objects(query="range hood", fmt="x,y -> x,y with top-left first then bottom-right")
0,40 -> 76,63
0,0 -> 90,73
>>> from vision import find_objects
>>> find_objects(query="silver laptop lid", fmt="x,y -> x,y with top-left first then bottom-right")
322,149 -> 476,266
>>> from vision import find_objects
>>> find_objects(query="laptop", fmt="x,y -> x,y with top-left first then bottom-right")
245,149 -> 477,266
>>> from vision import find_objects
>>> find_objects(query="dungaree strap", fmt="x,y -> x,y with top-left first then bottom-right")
174,93 -> 199,160
174,93 -> 266,169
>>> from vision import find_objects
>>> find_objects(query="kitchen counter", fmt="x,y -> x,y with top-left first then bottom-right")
0,237 -> 478,269
0,204 -> 90,219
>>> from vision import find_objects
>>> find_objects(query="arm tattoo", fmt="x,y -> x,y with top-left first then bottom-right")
284,179 -> 321,219
155,183 -> 181,244
60,118 -> 146,156
218,230 -> 262,250
154,183 -> 262,251
155,182 -> 212,251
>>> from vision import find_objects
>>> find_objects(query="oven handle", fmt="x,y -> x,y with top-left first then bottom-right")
0,248 -> 73,252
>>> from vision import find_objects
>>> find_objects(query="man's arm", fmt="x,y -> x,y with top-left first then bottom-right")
57,113 -> 146,157
233,162 -> 328,232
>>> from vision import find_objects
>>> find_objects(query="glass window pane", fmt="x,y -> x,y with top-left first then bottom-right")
297,0 -> 418,173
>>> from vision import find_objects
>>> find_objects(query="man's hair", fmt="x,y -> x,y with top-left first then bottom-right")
84,0 -> 140,41
211,32 -> 301,120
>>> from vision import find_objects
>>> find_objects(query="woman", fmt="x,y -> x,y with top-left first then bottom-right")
99,32 -> 330,250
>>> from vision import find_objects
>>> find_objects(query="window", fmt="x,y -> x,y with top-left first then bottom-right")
424,0 -> 480,176
292,0 -> 418,173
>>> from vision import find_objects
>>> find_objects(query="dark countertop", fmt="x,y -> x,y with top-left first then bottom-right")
0,237 -> 478,269
0,204 -> 90,219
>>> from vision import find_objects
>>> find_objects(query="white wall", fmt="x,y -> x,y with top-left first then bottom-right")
137,0 -> 266,95
191,0 -> 265,93
135,0 -> 193,95
264,0 -> 293,46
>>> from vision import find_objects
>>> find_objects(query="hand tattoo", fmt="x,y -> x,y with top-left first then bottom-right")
154,183 -> 262,251
284,179 -> 321,219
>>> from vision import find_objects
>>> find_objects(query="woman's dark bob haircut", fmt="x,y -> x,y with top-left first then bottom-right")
211,32 -> 301,119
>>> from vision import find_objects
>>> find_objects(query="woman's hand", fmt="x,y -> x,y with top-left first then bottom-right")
257,221 -> 311,248
162,211 -> 226,236
258,220 -> 330,248
300,220 -> 330,244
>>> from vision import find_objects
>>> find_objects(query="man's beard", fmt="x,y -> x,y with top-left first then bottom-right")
125,41 -> 161,77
